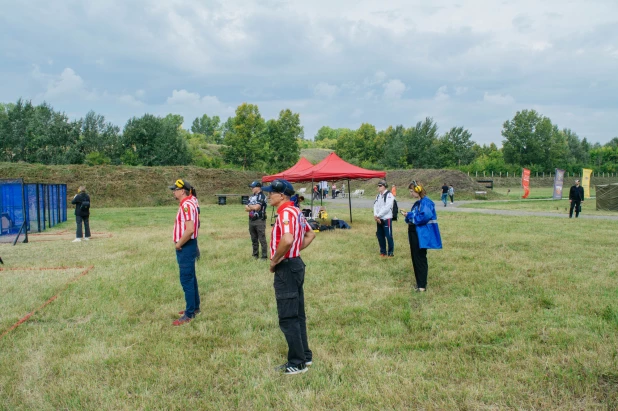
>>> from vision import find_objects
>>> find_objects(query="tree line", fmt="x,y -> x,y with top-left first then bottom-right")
1,99 -> 617,174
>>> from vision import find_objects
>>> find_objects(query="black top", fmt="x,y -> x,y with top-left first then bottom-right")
71,192 -> 91,217
441,185 -> 449,194
569,185 -> 584,202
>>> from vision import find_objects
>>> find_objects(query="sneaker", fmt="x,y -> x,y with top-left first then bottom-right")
83,237 -> 90,241
178,309 -> 200,316
306,360 -> 313,366
172,315 -> 192,326
387,254 -> 394,258
261,256 -> 268,260
72,238 -> 81,242
277,363 -> 308,375
380,253 -> 386,257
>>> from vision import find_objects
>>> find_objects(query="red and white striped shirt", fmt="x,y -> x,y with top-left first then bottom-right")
173,196 -> 199,242
270,201 -> 310,259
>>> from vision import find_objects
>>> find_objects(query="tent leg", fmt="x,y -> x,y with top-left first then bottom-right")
310,179 -> 314,218
348,179 -> 352,223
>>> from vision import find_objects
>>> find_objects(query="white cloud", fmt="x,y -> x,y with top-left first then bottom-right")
455,86 -> 468,95
383,79 -> 406,99
483,92 -> 515,105
33,66 -> 97,101
167,89 -> 202,105
364,70 -> 387,86
434,85 -> 449,101
312,82 -> 340,98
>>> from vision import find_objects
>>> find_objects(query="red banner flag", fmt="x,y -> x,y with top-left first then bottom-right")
522,168 -> 531,199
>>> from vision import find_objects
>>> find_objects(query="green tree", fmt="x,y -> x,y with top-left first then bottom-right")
502,109 -> 554,170
222,103 -> 266,169
406,117 -> 439,168
121,114 -> 190,166
265,109 -> 302,172
436,126 -> 475,167
191,114 -> 222,143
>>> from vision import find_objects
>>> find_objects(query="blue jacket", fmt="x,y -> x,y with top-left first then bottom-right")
405,197 -> 442,249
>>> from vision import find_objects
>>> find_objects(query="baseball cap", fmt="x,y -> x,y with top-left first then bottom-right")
377,180 -> 388,187
262,179 -> 295,196
169,179 -> 192,191
249,181 -> 262,188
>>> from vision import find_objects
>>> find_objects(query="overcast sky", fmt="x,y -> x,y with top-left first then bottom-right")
1,0 -> 617,146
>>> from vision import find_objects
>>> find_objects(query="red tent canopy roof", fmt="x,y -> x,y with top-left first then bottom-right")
283,152 -> 386,182
262,157 -> 314,182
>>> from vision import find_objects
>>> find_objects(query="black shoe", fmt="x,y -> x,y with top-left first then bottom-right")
276,362 -> 308,375
261,256 -> 268,260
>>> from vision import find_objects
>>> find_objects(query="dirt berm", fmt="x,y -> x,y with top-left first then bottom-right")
0,163 -> 494,207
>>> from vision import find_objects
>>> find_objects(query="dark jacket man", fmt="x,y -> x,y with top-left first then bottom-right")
568,180 -> 585,218
71,186 -> 91,241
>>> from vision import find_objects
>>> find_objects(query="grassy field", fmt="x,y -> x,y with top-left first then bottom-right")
493,186 -> 597,199
1,204 -> 618,409
460,198 -> 618,216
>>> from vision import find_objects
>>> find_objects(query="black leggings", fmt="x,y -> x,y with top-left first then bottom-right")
408,225 -> 428,288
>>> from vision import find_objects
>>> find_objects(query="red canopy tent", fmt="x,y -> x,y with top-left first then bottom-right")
262,157 -> 314,183
283,153 -> 386,223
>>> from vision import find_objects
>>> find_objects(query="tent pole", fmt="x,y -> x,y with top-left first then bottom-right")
348,179 -> 352,223
310,178 -> 314,218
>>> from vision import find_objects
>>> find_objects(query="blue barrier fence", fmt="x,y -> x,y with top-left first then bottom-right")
0,179 -> 67,244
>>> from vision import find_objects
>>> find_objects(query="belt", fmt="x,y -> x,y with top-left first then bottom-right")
280,257 -> 301,264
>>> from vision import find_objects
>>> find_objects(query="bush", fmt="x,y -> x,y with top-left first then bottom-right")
84,151 -> 111,166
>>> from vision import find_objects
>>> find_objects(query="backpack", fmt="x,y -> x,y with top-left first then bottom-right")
381,191 -> 398,221
80,201 -> 90,212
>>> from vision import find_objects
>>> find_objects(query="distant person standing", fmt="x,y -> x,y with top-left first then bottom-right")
373,180 -> 395,257
391,184 -> 397,197
169,179 -> 200,326
71,185 -> 91,242
331,183 -> 337,199
569,179 -> 585,218
441,183 -> 449,207
246,181 -> 268,259
448,185 -> 454,204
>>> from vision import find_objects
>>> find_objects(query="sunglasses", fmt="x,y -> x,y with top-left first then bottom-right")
377,184 -> 384,187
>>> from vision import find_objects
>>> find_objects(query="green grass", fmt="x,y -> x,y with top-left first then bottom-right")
461,198 -> 618,216
493,186 -> 597,199
1,205 -> 618,409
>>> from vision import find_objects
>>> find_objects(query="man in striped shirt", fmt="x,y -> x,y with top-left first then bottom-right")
169,179 -> 200,326
263,179 -> 316,375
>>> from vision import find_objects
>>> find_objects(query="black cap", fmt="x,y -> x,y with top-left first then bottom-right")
169,179 -> 192,191
249,181 -> 262,188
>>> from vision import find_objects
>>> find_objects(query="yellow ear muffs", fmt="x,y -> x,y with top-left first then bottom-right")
412,180 -> 423,193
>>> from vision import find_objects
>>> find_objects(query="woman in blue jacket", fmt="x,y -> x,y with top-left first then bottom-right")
400,181 -> 442,292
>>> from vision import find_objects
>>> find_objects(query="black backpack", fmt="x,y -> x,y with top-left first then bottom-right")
382,191 -> 398,221
80,201 -> 90,212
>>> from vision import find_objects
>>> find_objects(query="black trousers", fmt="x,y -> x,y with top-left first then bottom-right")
569,201 -> 581,218
273,257 -> 312,366
249,220 -> 267,258
408,225 -> 428,289
76,215 -> 91,238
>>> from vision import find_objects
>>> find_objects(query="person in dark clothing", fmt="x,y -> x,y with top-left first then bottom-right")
71,185 -> 91,242
401,181 -> 442,292
246,181 -> 268,259
441,183 -> 449,207
569,179 -> 585,218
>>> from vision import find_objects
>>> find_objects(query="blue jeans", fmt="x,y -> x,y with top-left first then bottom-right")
441,193 -> 448,206
376,219 -> 394,256
176,238 -> 200,317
